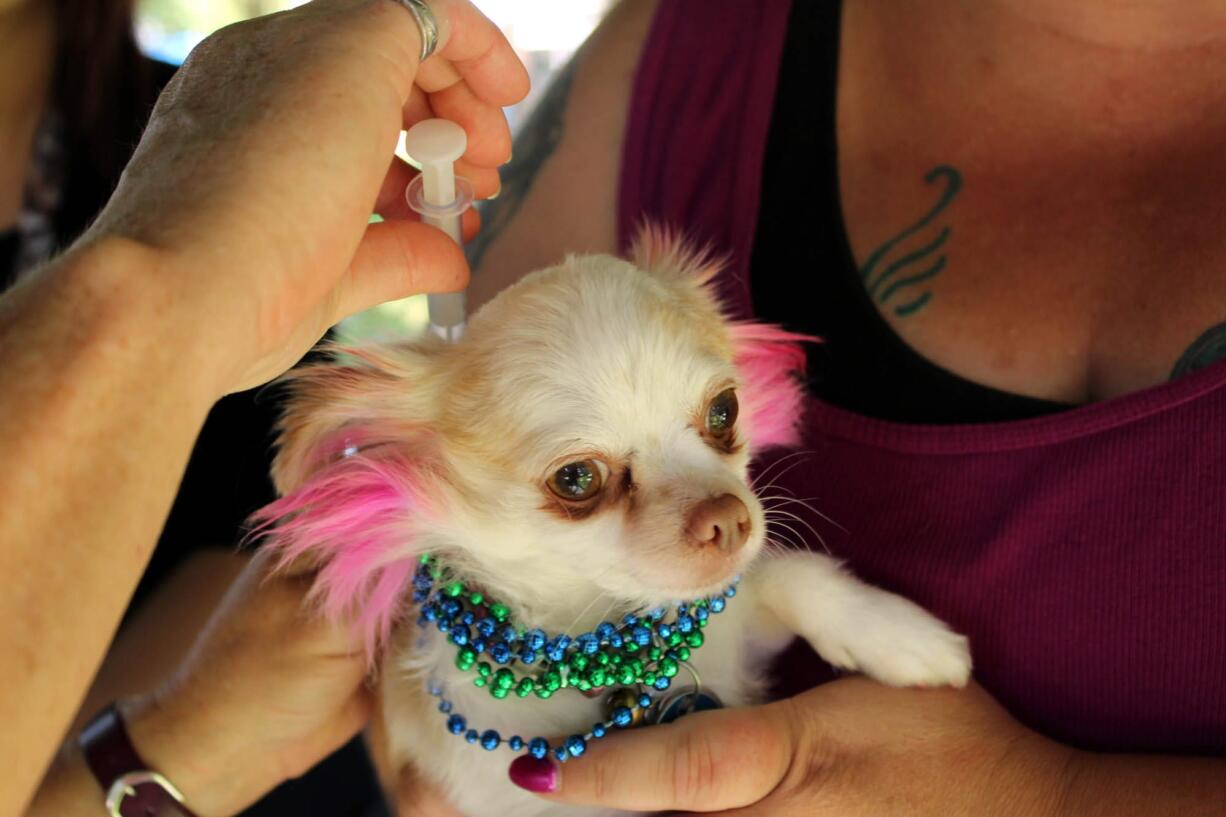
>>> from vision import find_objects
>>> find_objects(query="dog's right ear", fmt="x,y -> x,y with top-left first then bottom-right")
251,342 -> 447,659
270,343 -> 442,493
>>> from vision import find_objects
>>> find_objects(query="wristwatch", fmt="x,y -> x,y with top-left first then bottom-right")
78,703 -> 198,817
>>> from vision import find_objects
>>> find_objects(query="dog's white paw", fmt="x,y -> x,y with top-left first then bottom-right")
814,590 -> 972,688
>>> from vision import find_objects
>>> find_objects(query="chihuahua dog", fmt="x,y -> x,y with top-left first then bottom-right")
255,226 -> 972,817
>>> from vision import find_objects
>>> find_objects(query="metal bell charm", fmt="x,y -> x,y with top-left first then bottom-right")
603,687 -> 647,727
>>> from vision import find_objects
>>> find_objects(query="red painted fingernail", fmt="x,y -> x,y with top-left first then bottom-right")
508,756 -> 557,793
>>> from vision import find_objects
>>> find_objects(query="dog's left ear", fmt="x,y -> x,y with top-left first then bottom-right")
729,322 -> 813,453
631,221 -> 814,454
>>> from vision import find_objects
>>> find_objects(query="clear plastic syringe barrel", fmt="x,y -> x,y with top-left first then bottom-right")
404,119 -> 474,341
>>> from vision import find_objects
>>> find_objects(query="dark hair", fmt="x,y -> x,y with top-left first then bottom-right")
53,0 -> 151,178
50,0 -> 168,236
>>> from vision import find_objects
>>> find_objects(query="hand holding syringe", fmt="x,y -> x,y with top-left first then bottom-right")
404,119 -> 474,342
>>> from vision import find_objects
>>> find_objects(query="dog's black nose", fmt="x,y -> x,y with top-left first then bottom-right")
685,494 -> 751,553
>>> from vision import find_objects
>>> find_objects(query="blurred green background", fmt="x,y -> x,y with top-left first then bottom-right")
136,0 -> 610,342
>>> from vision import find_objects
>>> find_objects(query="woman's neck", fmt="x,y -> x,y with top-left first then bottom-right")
981,0 -> 1226,52
866,0 -> 1226,149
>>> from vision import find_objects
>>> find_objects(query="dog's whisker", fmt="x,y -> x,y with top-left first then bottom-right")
760,493 -> 823,508
757,541 -> 784,562
557,561 -> 623,632
760,493 -> 848,535
778,498 -> 847,534
758,494 -> 814,512
762,532 -> 800,555
764,516 -> 832,556
762,538 -> 799,561
750,449 -> 816,488
763,518 -> 807,547
765,507 -> 827,546
751,474 -> 797,499
767,537 -> 793,554
563,591 -> 611,635
750,454 -> 815,496
765,513 -> 832,557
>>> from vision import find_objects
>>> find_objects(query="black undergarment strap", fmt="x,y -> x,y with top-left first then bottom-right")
748,0 -> 1067,424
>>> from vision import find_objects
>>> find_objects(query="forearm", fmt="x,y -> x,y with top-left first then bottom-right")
1061,751 -> 1226,816
0,237 -> 222,812
25,744 -> 112,817
69,550 -> 250,735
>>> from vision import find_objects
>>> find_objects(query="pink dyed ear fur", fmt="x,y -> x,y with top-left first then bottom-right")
730,323 -> 812,452
250,447 -> 433,659
631,222 -> 814,453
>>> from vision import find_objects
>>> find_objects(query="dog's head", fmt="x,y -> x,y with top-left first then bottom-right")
254,226 -> 809,652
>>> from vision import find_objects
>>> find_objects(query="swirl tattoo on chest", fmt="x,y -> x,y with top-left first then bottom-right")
859,165 -> 963,318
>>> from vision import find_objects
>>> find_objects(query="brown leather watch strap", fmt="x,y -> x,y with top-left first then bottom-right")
79,703 -> 198,817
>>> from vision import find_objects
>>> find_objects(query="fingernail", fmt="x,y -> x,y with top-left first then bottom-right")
487,183 -> 501,201
508,756 -> 557,793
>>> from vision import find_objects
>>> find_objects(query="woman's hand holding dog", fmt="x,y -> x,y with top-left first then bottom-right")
27,553 -> 376,817
511,678 -> 1077,817
519,678 -> 1226,815
119,552 -> 375,817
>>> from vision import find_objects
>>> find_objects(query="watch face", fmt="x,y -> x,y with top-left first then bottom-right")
106,771 -> 188,817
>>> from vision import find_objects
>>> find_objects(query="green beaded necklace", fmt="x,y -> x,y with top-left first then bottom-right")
413,554 -> 733,701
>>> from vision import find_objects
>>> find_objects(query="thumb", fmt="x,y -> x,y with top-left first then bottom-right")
332,219 -> 469,323
506,702 -> 796,812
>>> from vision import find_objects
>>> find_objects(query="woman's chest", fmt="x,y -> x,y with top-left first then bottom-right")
840,157 -> 1226,405
835,4 -> 1226,405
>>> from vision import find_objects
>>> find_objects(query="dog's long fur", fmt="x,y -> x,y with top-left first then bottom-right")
254,227 -> 971,817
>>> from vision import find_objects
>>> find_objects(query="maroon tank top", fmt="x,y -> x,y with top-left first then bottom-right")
618,0 -> 1226,754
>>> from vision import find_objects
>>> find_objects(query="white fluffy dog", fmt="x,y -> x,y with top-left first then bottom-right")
255,227 -> 971,817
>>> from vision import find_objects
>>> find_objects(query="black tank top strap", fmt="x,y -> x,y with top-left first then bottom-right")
747,0 -> 1069,423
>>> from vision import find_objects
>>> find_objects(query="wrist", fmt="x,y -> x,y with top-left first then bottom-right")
1050,746 -> 1089,817
120,694 -> 232,817
46,234 -> 232,409
975,729 -> 1082,817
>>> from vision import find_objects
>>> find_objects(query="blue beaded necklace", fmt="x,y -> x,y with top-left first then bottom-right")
412,555 -> 737,762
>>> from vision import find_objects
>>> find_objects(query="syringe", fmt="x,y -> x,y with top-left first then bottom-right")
404,119 -> 474,342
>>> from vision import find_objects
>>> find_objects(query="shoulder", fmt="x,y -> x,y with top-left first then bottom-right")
466,0 -> 660,309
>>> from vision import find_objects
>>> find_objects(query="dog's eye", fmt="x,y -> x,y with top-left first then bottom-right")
706,388 -> 739,438
547,460 -> 603,501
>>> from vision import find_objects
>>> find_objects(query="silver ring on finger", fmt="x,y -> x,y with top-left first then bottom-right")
393,0 -> 440,63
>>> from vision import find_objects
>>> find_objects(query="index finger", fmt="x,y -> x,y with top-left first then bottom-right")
507,702 -> 796,812
433,0 -> 530,107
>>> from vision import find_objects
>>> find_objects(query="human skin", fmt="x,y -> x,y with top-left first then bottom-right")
512,678 -> 1226,816
28,553 -> 373,817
